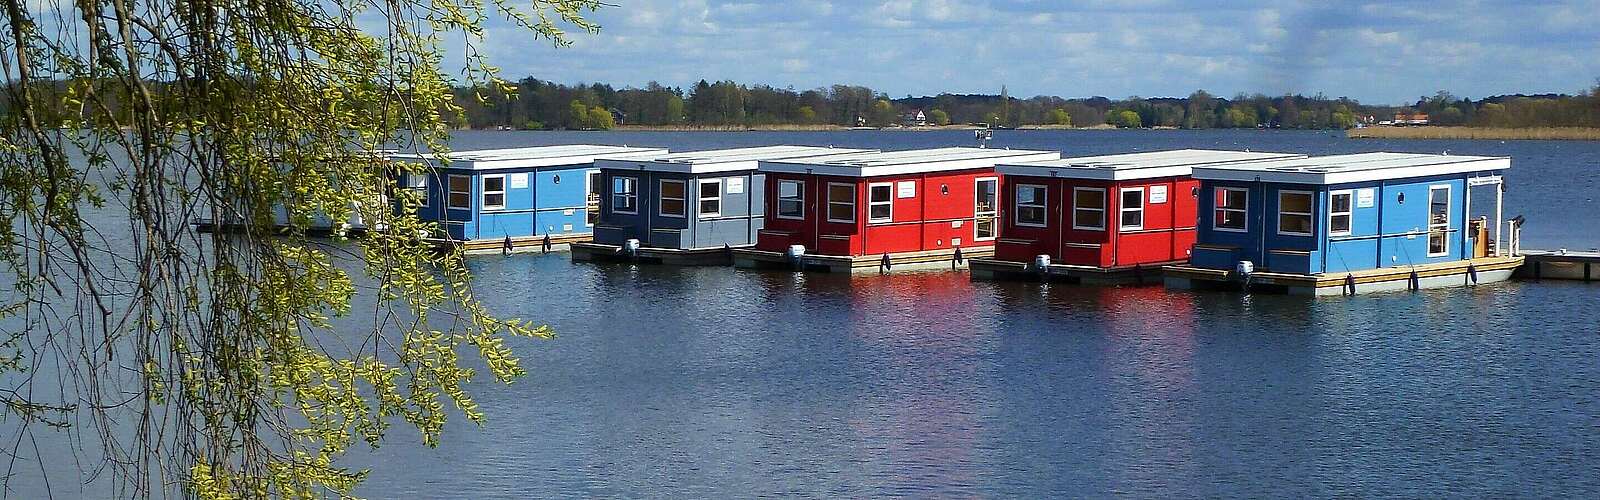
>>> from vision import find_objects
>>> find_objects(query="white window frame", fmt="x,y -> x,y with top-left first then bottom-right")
1072,187 -> 1106,231
1014,183 -> 1048,228
1328,189 -> 1353,237
1427,184 -> 1452,257
658,178 -> 686,218
612,176 -> 638,215
698,179 -> 723,218
1276,190 -> 1314,236
585,170 -> 602,225
776,179 -> 805,220
405,173 -> 429,206
1118,187 -> 1145,231
973,177 -> 999,241
826,182 -> 857,224
481,174 -> 507,210
867,182 -> 894,223
1214,187 -> 1249,232
447,174 -> 471,210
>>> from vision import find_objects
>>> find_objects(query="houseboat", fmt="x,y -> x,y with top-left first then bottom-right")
571,145 -> 874,265
1164,152 -> 1522,295
969,149 -> 1305,284
733,147 -> 1061,273
389,145 -> 667,252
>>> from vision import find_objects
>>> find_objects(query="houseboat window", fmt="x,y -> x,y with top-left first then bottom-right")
826,183 -> 856,223
1428,186 -> 1451,256
1072,188 -> 1105,230
1015,184 -> 1047,227
1214,187 -> 1248,231
447,175 -> 471,209
1277,191 -> 1313,236
405,173 -> 429,206
1119,187 -> 1144,230
974,178 -> 998,240
659,179 -> 686,217
868,183 -> 894,223
612,176 -> 638,214
777,180 -> 805,219
586,171 -> 602,225
481,175 -> 506,210
1329,191 -> 1353,236
699,179 -> 722,217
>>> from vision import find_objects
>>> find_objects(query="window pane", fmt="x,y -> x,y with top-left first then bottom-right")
450,176 -> 469,192
975,218 -> 994,238
484,177 -> 504,192
701,199 -> 720,215
661,181 -> 684,198
1019,206 -> 1045,225
829,184 -> 854,202
1076,190 -> 1103,210
449,192 -> 470,208
614,177 -> 634,194
1281,192 -> 1312,213
661,199 -> 684,215
869,204 -> 891,220
701,181 -> 720,199
407,174 -> 428,189
870,185 -> 892,203
1280,213 -> 1311,234
828,203 -> 853,221
1018,186 -> 1042,205
1219,189 -> 1246,210
484,194 -> 505,207
1075,209 -> 1102,228
778,199 -> 802,217
1330,193 -> 1351,213
1121,210 -> 1142,228
1331,214 -> 1351,233
1217,209 -> 1245,229
1122,189 -> 1142,207
779,181 -> 800,198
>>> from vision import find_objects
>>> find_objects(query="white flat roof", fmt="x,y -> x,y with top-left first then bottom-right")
1190,152 -> 1510,185
594,145 -> 874,174
995,149 -> 1305,181
760,147 -> 1061,177
390,145 -> 667,170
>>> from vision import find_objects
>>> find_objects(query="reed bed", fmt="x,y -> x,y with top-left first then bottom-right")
1348,127 -> 1600,141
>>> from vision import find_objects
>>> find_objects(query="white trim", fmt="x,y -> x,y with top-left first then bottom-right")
585,170 -> 602,225
447,174 -> 472,210
1118,187 -> 1145,231
390,145 -> 666,171
1190,154 -> 1510,185
698,179 -> 723,218
994,150 -> 1305,180
1014,183 -> 1048,228
405,173 -> 430,207
595,146 -> 873,174
775,179 -> 806,220
973,177 -> 999,241
611,176 -> 639,215
1214,187 -> 1248,233
481,174 -> 507,211
1276,190 -> 1314,236
1426,184 -> 1452,257
867,182 -> 895,223
825,182 -> 856,224
1327,189 -> 1353,237
1072,187 -> 1106,231
760,148 -> 1061,177
658,178 -> 687,218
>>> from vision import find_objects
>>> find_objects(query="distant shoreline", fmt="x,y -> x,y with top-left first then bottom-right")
1348,126 -> 1600,141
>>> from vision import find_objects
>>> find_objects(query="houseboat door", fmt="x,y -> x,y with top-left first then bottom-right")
1427,185 -> 1451,257
585,170 -> 602,225
974,177 -> 998,241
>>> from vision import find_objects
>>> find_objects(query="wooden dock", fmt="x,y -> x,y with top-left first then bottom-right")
1518,250 -> 1600,281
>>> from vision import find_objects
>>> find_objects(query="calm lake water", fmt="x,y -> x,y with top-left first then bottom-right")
344,130 -> 1600,498
7,130 -> 1598,498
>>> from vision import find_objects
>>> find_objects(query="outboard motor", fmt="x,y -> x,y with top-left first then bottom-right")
786,244 -> 807,269
1236,260 -> 1255,287
623,238 -> 642,257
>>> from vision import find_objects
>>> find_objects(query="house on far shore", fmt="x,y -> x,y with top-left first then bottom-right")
900,110 -> 928,127
1393,113 -> 1430,126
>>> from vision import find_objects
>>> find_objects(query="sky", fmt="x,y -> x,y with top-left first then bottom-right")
467,0 -> 1600,105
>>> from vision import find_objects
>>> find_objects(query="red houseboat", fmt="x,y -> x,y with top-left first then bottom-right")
969,149 -> 1303,284
733,147 -> 1061,273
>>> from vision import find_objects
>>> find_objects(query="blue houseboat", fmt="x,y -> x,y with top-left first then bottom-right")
390,145 -> 667,252
571,146 -> 873,265
1164,152 -> 1523,295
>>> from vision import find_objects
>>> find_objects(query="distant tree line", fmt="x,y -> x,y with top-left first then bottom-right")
1398,88 -> 1600,128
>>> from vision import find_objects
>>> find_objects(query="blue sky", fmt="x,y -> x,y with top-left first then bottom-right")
472,0 -> 1600,105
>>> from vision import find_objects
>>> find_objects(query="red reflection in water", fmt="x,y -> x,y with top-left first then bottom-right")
1091,285 -> 1201,490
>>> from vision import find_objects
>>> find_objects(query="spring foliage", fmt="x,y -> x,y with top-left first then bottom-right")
0,0 -> 600,497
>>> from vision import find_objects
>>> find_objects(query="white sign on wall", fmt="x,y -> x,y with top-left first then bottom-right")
1149,185 -> 1169,204
897,181 -> 916,198
509,173 -> 529,189
726,177 -> 745,194
1357,188 -> 1375,208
